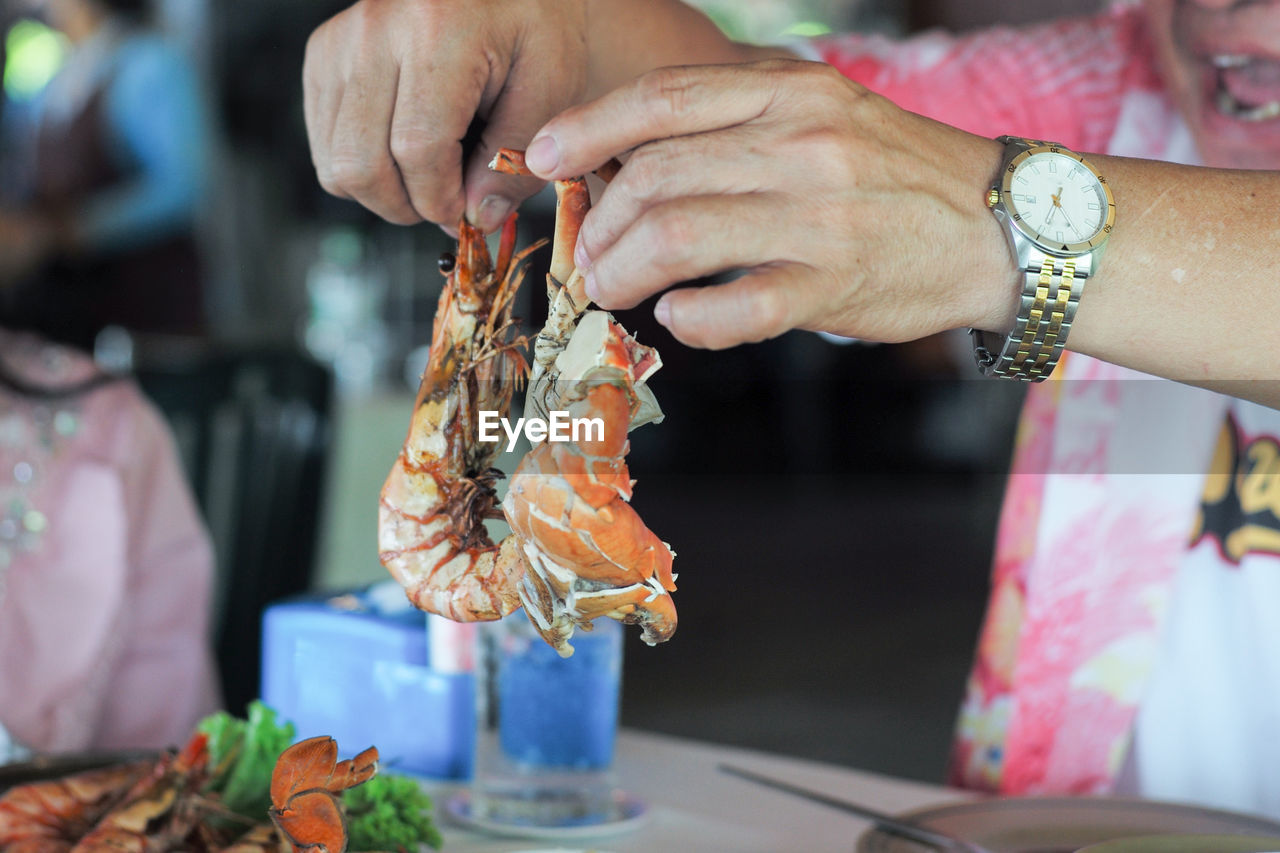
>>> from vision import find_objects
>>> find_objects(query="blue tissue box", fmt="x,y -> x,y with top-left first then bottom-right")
260,587 -> 475,780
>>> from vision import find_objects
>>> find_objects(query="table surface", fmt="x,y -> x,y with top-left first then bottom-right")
428,727 -> 970,852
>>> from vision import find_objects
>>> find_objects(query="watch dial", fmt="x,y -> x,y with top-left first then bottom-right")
1005,151 -> 1108,247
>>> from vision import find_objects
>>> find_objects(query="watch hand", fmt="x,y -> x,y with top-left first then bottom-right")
1057,204 -> 1078,237
1041,204 -> 1058,233
1044,187 -> 1074,238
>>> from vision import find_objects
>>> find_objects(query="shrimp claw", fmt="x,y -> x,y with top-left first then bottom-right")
268,736 -> 378,853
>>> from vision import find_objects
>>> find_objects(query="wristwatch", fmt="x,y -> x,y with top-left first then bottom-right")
971,135 -> 1116,381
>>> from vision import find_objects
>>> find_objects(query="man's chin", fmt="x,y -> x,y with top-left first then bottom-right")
1173,20 -> 1280,169
1194,109 -> 1280,169
1187,75 -> 1280,168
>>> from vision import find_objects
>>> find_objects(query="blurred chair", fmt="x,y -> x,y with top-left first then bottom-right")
127,335 -> 334,715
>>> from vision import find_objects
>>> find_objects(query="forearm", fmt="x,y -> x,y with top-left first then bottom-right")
584,0 -> 790,97
1060,157 -> 1280,406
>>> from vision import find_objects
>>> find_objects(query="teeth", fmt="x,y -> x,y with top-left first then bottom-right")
1212,54 -> 1252,69
1215,87 -> 1280,121
1211,55 -> 1280,121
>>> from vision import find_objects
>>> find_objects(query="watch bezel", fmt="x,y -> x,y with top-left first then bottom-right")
999,143 -> 1116,256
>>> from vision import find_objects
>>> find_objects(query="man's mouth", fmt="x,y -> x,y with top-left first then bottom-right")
1210,54 -> 1280,122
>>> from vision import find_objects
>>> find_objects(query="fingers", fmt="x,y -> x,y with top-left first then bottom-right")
303,0 -> 594,232
581,192 -> 787,310
458,91 -> 560,234
388,53 -> 476,227
302,1 -> 493,229
302,21 -> 350,201
462,33 -> 587,233
526,61 -> 799,180
575,127 -> 771,264
328,71 -> 422,225
654,265 -> 811,350
305,4 -> 437,225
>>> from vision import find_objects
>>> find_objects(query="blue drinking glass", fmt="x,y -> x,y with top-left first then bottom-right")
472,614 -> 626,828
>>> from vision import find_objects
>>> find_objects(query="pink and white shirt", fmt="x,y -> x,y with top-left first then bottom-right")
811,5 -> 1280,815
0,332 -> 219,755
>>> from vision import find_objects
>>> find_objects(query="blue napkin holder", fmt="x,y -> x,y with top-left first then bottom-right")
260,585 -> 475,779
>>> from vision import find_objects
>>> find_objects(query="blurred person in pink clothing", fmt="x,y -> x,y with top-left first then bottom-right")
0,329 -> 218,760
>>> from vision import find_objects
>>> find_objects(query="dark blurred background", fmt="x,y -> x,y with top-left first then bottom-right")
0,0 -> 1102,783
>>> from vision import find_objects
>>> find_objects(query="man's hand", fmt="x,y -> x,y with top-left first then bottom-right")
524,60 -> 1019,349
302,0 -> 589,232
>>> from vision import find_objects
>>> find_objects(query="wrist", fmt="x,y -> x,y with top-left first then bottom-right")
960,137 -> 1022,334
969,227 -> 1023,334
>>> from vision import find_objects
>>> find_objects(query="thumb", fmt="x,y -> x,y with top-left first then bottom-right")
463,51 -> 585,233
463,134 -> 546,234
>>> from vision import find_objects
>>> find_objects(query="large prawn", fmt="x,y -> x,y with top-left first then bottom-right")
379,151 -> 676,656
491,151 -> 675,655
378,215 -> 542,621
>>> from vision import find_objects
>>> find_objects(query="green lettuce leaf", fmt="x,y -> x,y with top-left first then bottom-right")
344,773 -> 443,851
197,700 -> 296,820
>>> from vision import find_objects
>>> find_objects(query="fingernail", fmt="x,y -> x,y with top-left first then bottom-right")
654,296 -> 672,327
475,195 -> 512,233
525,134 -> 561,175
574,239 -> 590,271
583,267 -> 600,302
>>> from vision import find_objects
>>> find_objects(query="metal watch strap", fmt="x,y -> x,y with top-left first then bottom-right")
973,135 -> 1097,382
970,252 -> 1086,380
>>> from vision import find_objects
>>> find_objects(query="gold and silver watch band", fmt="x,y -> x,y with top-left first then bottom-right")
970,251 -> 1090,381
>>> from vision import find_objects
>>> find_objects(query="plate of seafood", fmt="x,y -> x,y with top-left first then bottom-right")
0,729 -> 399,852
856,797 -> 1280,852
444,788 -> 650,841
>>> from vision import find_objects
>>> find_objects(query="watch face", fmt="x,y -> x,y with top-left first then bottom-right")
1001,146 -> 1115,253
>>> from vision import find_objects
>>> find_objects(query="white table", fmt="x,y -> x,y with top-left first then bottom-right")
430,728 -> 970,852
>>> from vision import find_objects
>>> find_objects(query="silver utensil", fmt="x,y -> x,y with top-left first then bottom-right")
718,763 -> 995,853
